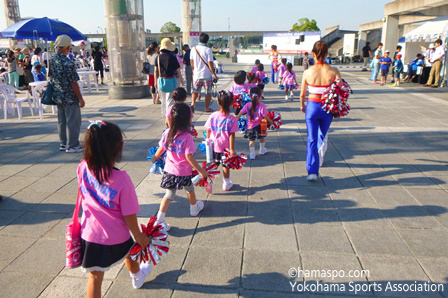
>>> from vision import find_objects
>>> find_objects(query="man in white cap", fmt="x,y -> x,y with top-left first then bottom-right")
48,34 -> 85,153
423,43 -> 435,83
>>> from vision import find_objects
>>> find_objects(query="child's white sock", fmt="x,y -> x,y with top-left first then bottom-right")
260,143 -> 266,149
249,147 -> 255,154
224,178 -> 231,184
156,211 -> 166,223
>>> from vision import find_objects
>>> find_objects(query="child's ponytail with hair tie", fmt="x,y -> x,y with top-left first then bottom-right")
172,89 -> 178,101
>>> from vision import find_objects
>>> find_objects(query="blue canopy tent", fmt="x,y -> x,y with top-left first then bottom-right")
1,17 -> 87,66
0,17 -> 86,41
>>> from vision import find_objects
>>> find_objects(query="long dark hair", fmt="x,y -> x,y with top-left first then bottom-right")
147,42 -> 158,55
286,62 -> 293,72
83,121 -> 124,184
218,90 -> 233,115
166,103 -> 192,148
249,87 -> 262,120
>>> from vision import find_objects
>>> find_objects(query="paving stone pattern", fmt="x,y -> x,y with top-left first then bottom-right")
1,60 -> 448,297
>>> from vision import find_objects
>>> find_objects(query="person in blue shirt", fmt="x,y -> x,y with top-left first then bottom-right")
391,54 -> 404,87
380,50 -> 392,86
31,64 -> 46,82
403,53 -> 424,83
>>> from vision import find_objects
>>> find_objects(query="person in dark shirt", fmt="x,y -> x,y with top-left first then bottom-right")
183,44 -> 192,95
155,38 -> 184,116
362,42 -> 372,71
91,46 -> 104,84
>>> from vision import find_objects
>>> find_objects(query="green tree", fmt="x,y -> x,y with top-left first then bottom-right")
160,22 -> 181,34
291,18 -> 320,32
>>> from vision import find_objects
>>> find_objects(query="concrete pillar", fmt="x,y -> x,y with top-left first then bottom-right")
358,31 -> 368,56
181,0 -> 201,46
104,0 -> 149,99
229,36 -> 235,58
381,15 -> 399,52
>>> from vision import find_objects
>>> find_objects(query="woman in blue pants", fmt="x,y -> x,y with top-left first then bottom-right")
300,41 -> 342,181
268,45 -> 281,83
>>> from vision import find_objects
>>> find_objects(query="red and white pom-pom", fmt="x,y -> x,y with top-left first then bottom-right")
191,162 -> 221,194
129,217 -> 169,265
188,126 -> 198,138
222,149 -> 247,170
233,94 -> 242,109
321,78 -> 352,119
267,111 -> 283,130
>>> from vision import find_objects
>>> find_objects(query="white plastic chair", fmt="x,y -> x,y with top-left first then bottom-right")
0,72 -> 8,84
0,85 -> 34,119
31,81 -> 48,119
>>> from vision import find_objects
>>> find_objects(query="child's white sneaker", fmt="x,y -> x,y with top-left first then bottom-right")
190,200 -> 204,216
285,95 -> 289,101
155,220 -> 171,232
307,174 -> 318,181
131,263 -> 152,289
249,152 -> 256,160
223,181 -> 233,191
259,148 -> 268,155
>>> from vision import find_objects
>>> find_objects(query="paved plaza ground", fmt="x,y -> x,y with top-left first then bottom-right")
1,60 -> 448,297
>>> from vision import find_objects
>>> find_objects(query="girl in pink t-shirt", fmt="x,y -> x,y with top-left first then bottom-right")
205,90 -> 239,191
281,63 -> 299,101
278,58 -> 287,87
236,87 -> 274,160
230,70 -> 249,95
153,103 -> 208,230
78,121 -> 152,294
255,64 -> 268,92
247,72 -> 257,89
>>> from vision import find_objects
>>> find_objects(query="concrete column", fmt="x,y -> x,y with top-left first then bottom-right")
381,15 -> 399,52
358,31 -> 368,56
229,36 -> 235,58
181,0 -> 201,46
104,0 -> 149,99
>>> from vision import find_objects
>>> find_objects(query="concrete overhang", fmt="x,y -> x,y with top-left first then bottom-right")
385,0 -> 448,16
360,15 -> 438,31
86,31 -> 286,39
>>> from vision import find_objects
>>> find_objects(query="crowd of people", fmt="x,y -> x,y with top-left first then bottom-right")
2,31 -> 445,298
61,35 -> 343,298
362,39 -> 446,87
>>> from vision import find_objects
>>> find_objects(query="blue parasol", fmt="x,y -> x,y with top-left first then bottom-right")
0,17 -> 86,41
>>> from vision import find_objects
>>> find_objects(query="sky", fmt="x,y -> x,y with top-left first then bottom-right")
0,0 -> 392,34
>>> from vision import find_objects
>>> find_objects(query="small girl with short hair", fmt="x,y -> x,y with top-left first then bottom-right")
252,59 -> 261,73
282,63 -> 298,101
78,121 -> 152,296
230,70 -> 249,95
278,58 -> 287,87
255,64 -> 268,91
165,87 -> 193,127
153,103 -> 208,230
236,87 -> 273,160
205,90 -> 239,191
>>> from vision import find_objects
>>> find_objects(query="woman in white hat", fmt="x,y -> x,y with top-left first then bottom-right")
21,47 -> 34,85
154,38 -> 184,116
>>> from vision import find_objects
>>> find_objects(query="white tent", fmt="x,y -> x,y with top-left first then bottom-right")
400,16 -> 448,64
399,16 -> 448,87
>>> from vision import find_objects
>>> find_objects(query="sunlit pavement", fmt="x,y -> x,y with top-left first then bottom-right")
1,60 -> 448,297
